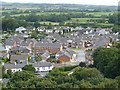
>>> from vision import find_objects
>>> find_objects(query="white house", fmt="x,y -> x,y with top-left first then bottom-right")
16,27 -> 26,33
37,27 -> 45,32
33,61 -> 54,72
3,61 -> 54,73
45,29 -> 53,34
4,63 -> 25,73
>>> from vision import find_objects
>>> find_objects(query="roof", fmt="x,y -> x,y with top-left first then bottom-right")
33,61 -> 53,67
4,63 -> 26,69
57,50 -> 71,58
41,51 -> 50,58
34,42 -> 61,48
10,46 -> 30,53
10,54 -> 28,61
65,48 -> 75,56
0,53 -> 8,58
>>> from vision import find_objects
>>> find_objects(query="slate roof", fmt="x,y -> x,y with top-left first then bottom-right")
10,54 -> 28,61
0,53 -> 8,58
34,42 -> 61,48
4,63 -> 26,69
10,46 -> 30,53
33,61 -> 53,67
57,50 -> 71,58
41,51 -> 50,58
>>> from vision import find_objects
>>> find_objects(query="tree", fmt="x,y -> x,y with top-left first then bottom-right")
79,62 -> 86,67
116,76 -> 120,88
72,68 -> 103,80
31,30 -> 38,39
92,47 -> 119,78
35,55 -> 42,62
79,79 -> 93,88
7,71 -> 35,88
3,69 -> 13,78
22,64 -> 35,73
97,78 -> 118,88
34,22 -> 40,28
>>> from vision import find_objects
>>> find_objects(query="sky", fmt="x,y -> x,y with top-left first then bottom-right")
0,0 -> 119,6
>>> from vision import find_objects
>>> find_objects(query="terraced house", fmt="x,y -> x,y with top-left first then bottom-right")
33,42 -> 63,54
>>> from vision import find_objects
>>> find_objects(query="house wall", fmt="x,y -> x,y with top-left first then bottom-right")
5,68 -> 22,73
5,46 -> 12,51
35,65 -> 53,72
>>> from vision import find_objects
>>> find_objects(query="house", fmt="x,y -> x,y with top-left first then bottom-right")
34,42 -> 63,54
3,61 -> 54,73
93,36 -> 110,49
26,26 -> 35,31
15,27 -> 26,33
20,38 -> 37,49
4,35 -> 23,51
22,33 -> 29,38
0,52 -> 9,59
4,63 -> 25,73
4,40 -> 17,51
10,54 -> 28,63
33,61 -> 54,72
0,44 -> 5,51
37,27 -> 45,32
56,48 -> 76,62
45,29 -> 53,34
97,29 -> 110,35
41,50 -> 50,61
10,46 -> 31,54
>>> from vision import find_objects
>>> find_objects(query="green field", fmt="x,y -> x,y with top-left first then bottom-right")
8,11 -> 114,17
86,12 -> 114,16
39,21 -> 59,25
66,18 -> 109,23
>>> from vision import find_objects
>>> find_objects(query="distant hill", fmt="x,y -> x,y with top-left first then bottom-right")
1,1 -> 117,11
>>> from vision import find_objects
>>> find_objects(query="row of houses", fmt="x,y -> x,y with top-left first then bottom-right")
2,61 -> 54,73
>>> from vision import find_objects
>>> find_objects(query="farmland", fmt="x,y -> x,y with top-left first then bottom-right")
1,2 -> 118,28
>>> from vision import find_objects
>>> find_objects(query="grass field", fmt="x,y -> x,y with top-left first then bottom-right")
66,18 -> 109,23
86,12 -> 114,16
39,21 -> 59,25
9,11 -> 114,17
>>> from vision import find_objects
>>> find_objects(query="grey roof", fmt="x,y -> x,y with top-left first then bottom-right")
94,36 -> 109,47
33,61 -> 52,67
10,46 -> 30,53
65,48 -> 75,56
2,78 -> 9,85
4,40 -> 14,46
10,54 -> 28,61
4,35 -> 23,46
34,42 -> 61,48
0,53 -> 8,58
41,51 -> 50,58
20,41 -> 29,46
57,50 -> 71,58
4,63 -> 26,69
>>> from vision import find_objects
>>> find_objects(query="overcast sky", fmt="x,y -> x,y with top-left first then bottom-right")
0,0 -> 119,6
